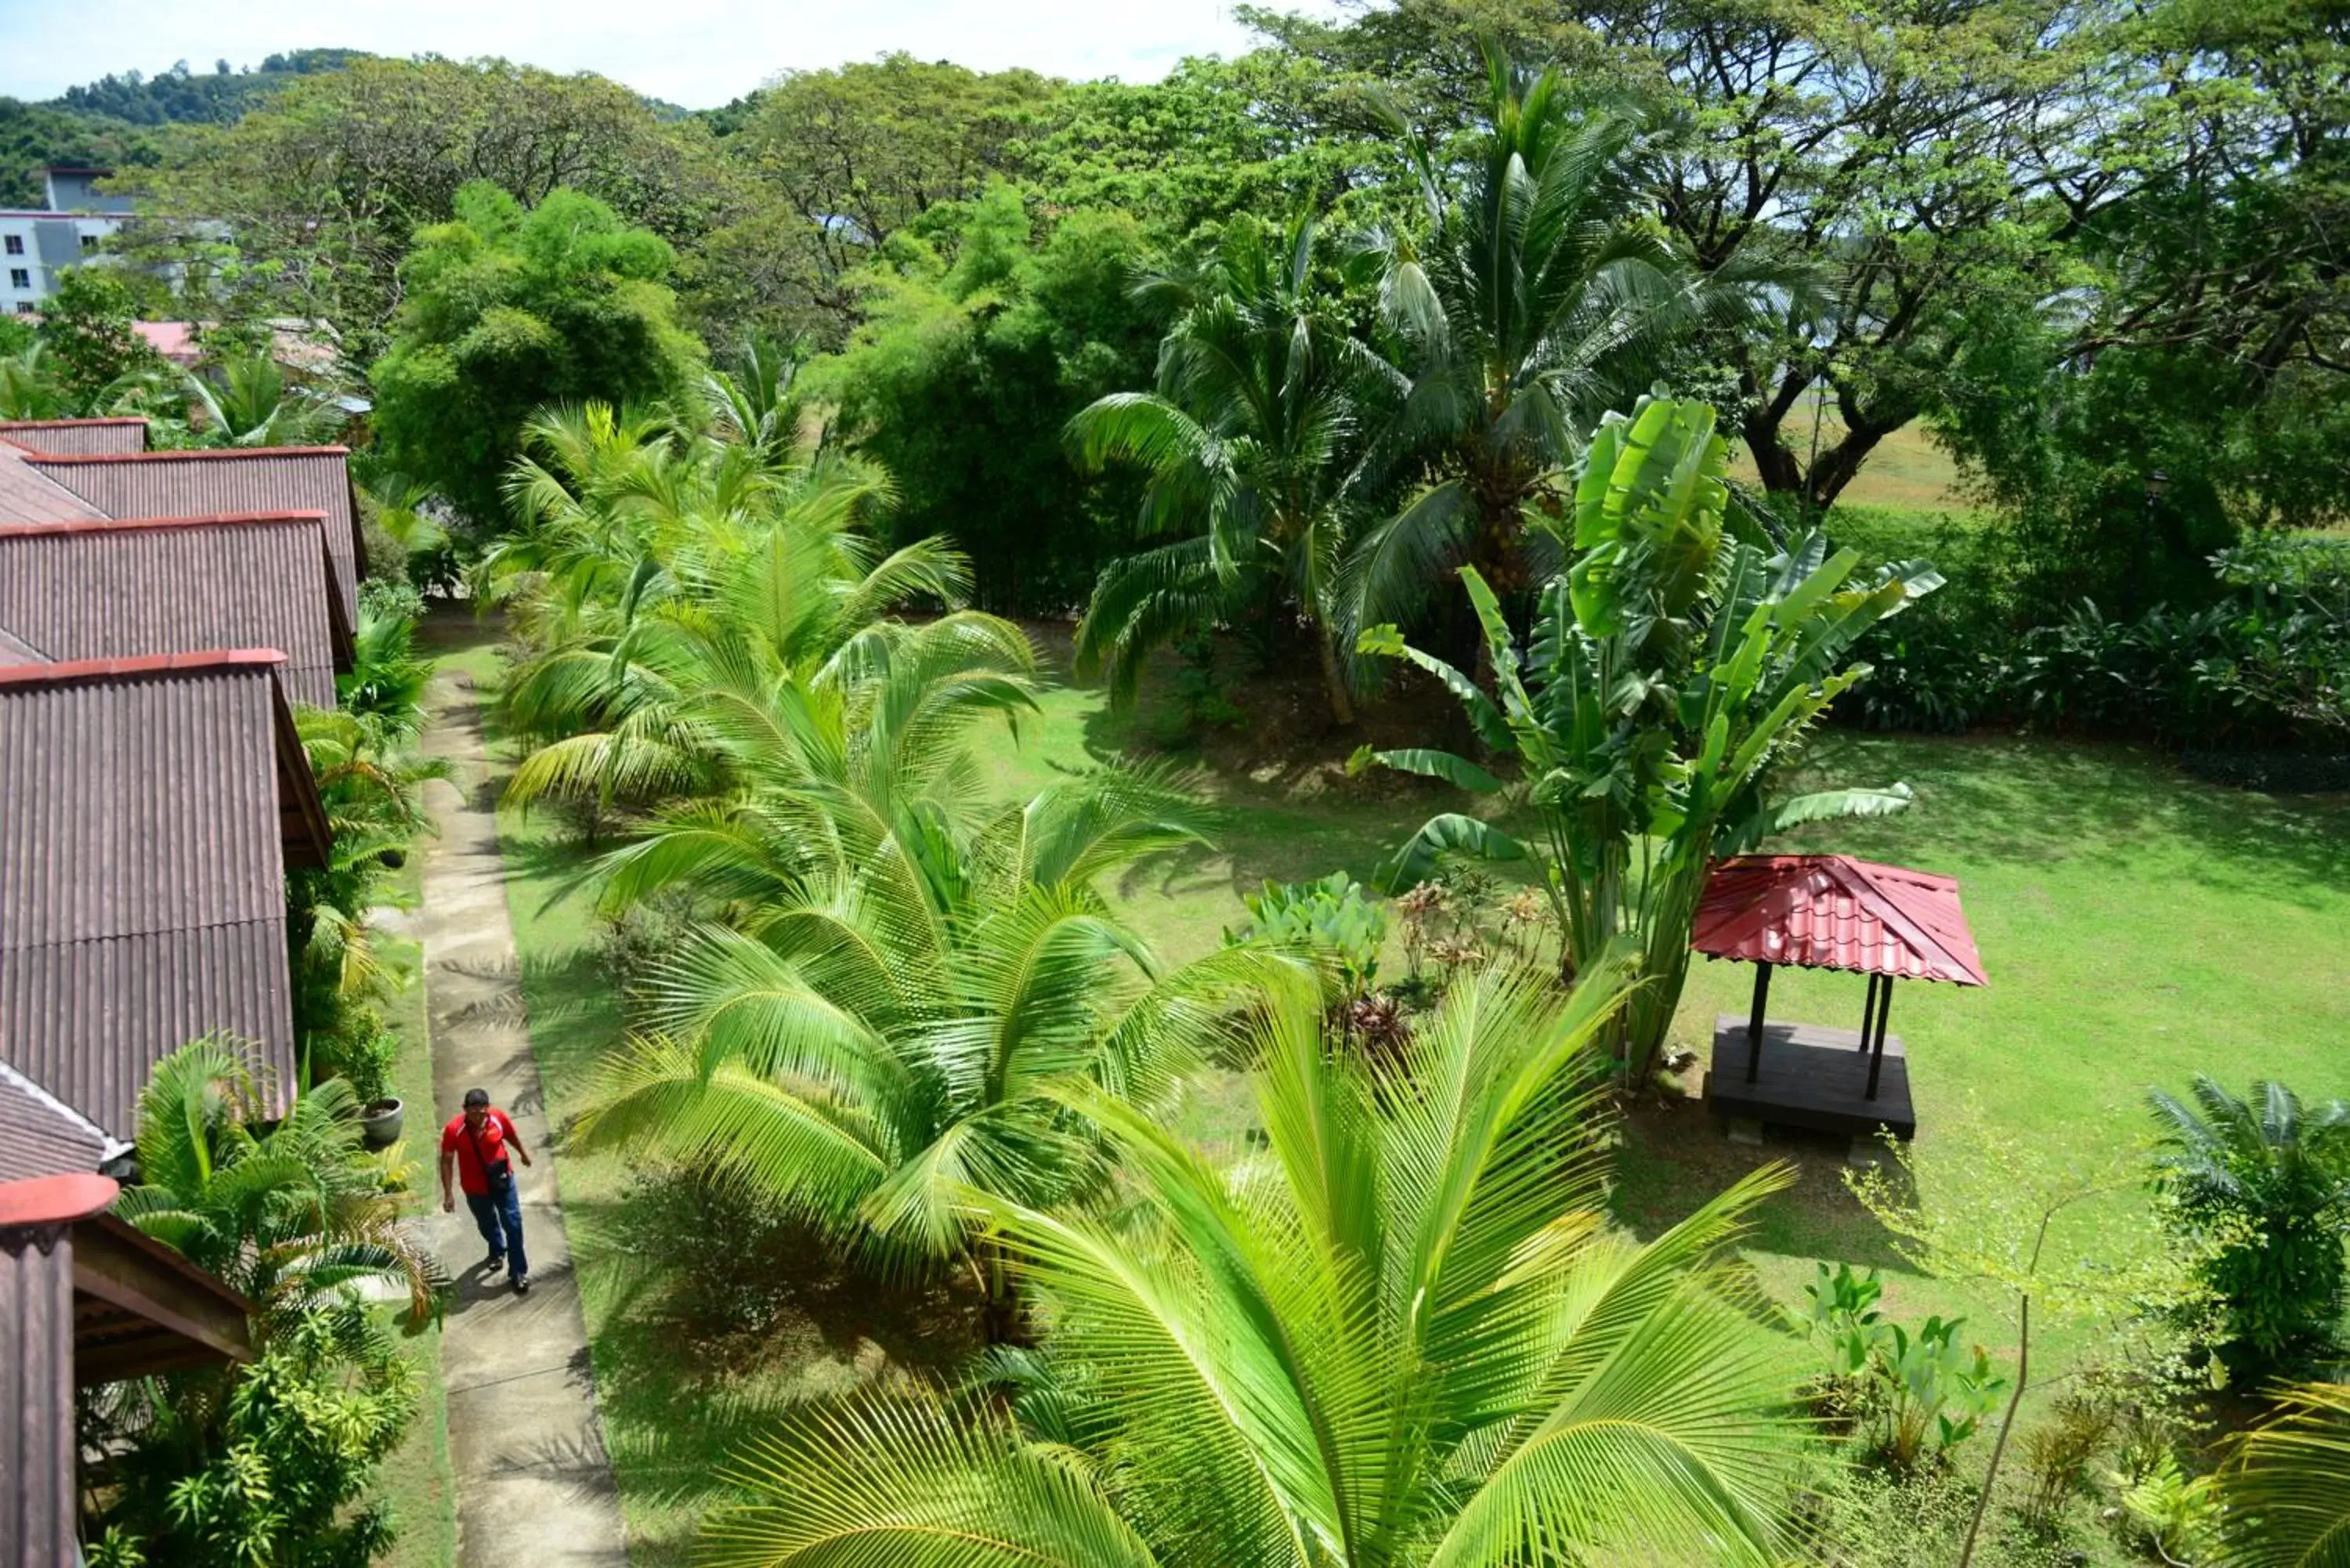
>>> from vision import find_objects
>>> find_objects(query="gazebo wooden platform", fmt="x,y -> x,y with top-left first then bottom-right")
1706,1017 -> 1914,1139
1691,854 -> 1986,1143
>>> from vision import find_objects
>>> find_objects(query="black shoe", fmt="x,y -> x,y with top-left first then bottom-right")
483,1252 -> 506,1274
513,1272 -> 531,1295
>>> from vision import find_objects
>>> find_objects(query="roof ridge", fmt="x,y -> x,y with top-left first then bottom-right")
1820,857 -> 1973,984
0,648 -> 287,688
0,509 -> 329,540
0,417 -> 149,429
26,446 -> 349,465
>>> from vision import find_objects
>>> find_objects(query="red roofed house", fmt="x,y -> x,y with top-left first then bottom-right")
0,652 -> 331,1144
15,445 -> 367,624
0,512 -> 351,709
0,417 -> 149,456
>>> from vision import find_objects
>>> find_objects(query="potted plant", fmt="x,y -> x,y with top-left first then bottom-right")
340,1021 -> 405,1148
359,1094 -> 405,1148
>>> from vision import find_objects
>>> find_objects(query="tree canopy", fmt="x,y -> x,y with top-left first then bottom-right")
371,181 -> 705,528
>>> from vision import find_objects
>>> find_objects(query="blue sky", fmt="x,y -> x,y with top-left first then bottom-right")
0,0 -> 1344,106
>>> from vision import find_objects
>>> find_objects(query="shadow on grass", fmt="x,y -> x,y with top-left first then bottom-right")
1608,1097 -> 1918,1276
1795,731 -> 2350,905
563,1180 -> 987,1567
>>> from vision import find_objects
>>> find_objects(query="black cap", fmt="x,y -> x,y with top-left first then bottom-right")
462,1087 -> 490,1108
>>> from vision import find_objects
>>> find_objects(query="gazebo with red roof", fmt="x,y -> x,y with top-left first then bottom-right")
1691,854 -> 1987,1141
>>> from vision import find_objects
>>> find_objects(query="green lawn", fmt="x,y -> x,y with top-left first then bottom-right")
375,930 -> 458,1568
425,606 -> 2350,1562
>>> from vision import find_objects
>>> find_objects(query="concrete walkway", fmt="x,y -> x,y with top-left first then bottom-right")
417,668 -> 630,1567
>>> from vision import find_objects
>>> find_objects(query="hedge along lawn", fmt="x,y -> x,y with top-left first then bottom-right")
437,607 -> 2350,1548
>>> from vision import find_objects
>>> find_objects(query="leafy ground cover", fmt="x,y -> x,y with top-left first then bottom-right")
427,607 -> 2350,1561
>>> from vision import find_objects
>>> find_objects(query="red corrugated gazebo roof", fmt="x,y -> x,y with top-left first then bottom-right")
1690,854 -> 1988,986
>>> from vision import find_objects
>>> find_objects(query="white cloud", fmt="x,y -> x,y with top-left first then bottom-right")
0,0 -> 1346,106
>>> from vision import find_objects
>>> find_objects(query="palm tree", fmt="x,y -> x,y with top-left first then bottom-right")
1351,41 -> 1782,637
112,1036 -> 442,1323
701,959 -> 1807,1566
183,352 -> 343,447
705,327 -> 808,465
0,341 -> 69,420
1368,396 -> 1934,1078
1069,213 -> 1401,726
2149,1076 -> 2350,1367
2217,1382 -> 2350,1568
573,762 -> 1289,1342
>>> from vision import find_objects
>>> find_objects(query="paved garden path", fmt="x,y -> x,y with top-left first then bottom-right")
416,667 -> 631,1567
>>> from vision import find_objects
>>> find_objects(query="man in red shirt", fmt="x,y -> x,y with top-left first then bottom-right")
439,1087 -> 534,1293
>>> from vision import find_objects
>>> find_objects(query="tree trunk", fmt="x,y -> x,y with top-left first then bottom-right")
978,1237 -> 1029,1348
1312,616 -> 1357,727
1961,1289 -> 2035,1568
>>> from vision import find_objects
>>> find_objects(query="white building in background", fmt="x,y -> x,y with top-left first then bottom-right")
0,167 -> 136,315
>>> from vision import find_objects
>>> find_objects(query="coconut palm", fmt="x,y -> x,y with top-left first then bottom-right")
1069,214 -> 1400,725
0,341 -> 69,420
1350,41 -> 1784,635
701,959 -> 1806,1566
2218,1382 -> 2350,1568
112,1036 -> 442,1323
2149,1076 -> 2350,1367
573,756 -> 1294,1342
705,327 -> 808,466
183,352 -> 343,447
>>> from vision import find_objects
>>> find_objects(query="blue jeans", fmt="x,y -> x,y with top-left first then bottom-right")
465,1176 -> 527,1279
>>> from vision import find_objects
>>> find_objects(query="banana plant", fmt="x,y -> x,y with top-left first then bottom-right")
1360,396 -> 1940,1078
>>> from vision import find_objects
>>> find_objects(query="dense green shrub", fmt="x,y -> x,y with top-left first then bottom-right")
83,1302 -> 418,1568
2150,1077 -> 2350,1373
812,184 -> 1158,613
1224,872 -> 1388,996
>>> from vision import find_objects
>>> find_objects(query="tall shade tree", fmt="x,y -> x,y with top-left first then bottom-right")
1350,40 -> 1778,636
1069,212 -> 1399,724
371,182 -> 705,529
2218,1382 -> 2350,1568
111,1036 -> 442,1323
1365,397 -> 1936,1078
701,959 -> 1808,1566
575,765 -> 1285,1342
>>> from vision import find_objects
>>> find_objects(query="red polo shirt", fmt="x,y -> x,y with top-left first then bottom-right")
441,1108 -> 519,1196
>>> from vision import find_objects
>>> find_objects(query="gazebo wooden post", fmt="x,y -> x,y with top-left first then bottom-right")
1744,962 -> 1773,1083
1864,983 -> 1894,1100
1857,974 -> 1883,1053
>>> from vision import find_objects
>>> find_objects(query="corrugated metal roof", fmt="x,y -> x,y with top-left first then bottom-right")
0,419 -> 147,456
0,654 -> 321,1136
24,447 -> 364,624
0,1184 -> 79,1568
0,512 -> 349,709
0,444 -> 107,526
1690,854 -> 1989,986
0,1063 -> 120,1181
0,627 -> 47,667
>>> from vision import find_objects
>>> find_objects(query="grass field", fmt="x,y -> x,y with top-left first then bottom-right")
376,930 -> 458,1568
425,606 -> 2350,1563
1730,409 -> 1972,513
